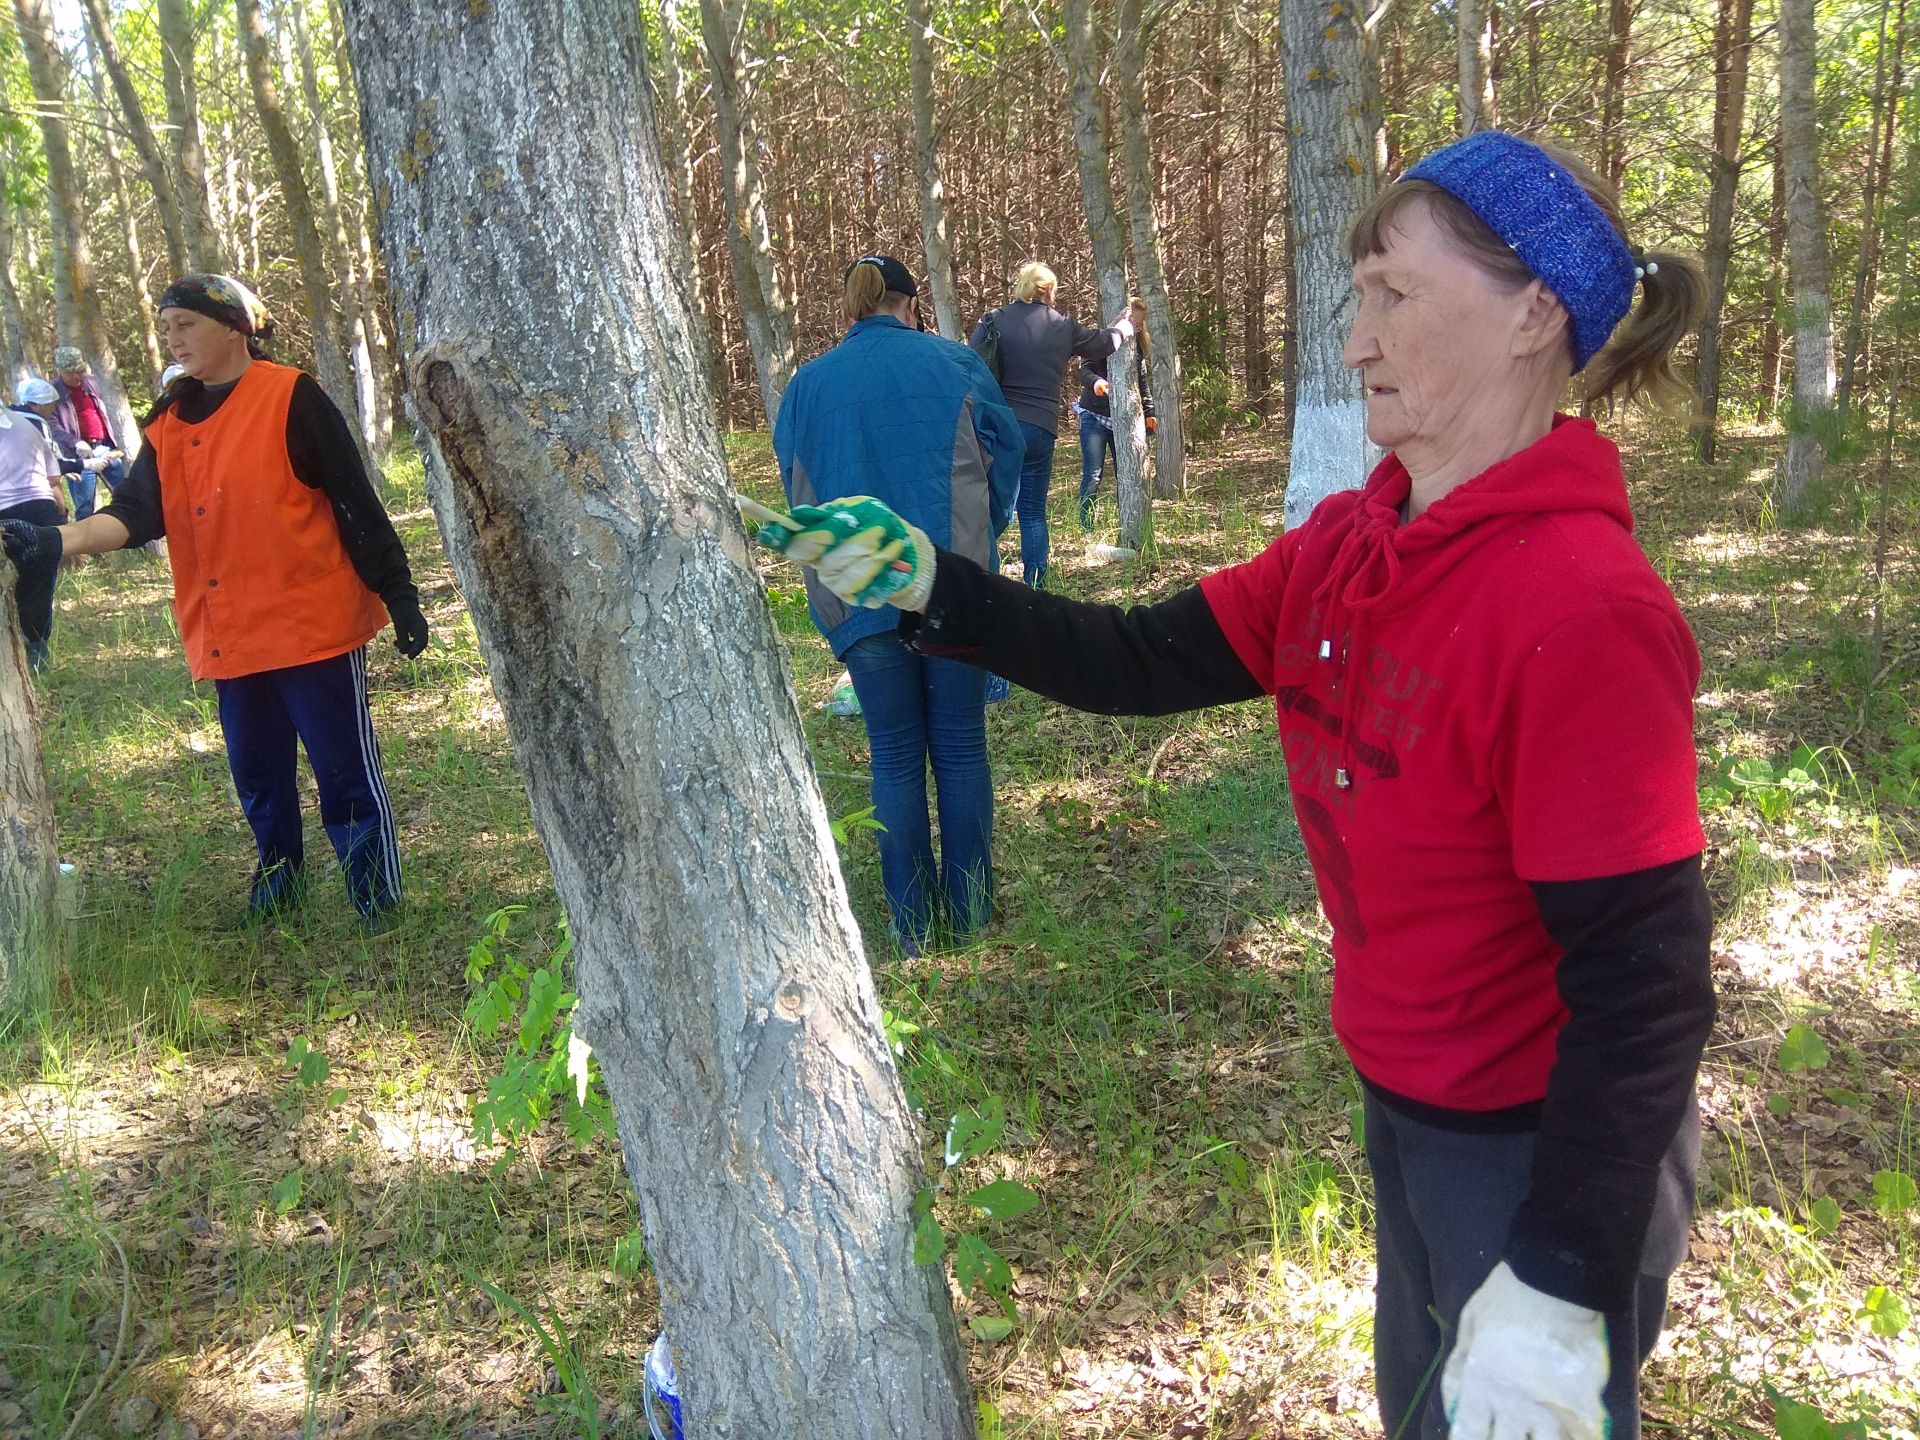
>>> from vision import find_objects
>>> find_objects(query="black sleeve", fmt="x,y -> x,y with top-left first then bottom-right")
1069,316 -> 1125,362
284,375 -> 417,608
1504,855 -> 1716,1312
900,547 -> 1264,715
96,441 -> 165,547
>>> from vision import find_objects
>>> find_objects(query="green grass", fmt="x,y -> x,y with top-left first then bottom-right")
0,420 -> 1915,1438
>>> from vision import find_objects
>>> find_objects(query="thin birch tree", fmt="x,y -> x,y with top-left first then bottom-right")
907,0 -> 962,339
1778,0 -> 1834,512
1064,0 -> 1150,551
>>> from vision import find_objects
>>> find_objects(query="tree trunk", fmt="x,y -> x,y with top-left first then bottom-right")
338,2 -> 976,1432
1777,0 -> 1833,513
1598,0 -> 1633,192
77,0 -> 190,276
1281,0 -> 1381,526
655,0 -> 719,383
1114,0 -> 1185,496
158,0 -> 227,273
1244,8 -> 1274,418
1694,0 -> 1756,464
82,30 -> 168,386
1837,0 -> 1907,417
0,199 -> 37,386
235,0 -> 368,457
0,563 -> 57,1024
1065,0 -> 1150,552
288,0 -> 391,461
700,0 -> 795,425
906,0 -> 962,340
1761,126 -> 1787,412
1457,0 -> 1497,134
13,0 -> 139,448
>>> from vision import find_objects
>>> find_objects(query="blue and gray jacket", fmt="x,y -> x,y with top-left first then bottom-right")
774,314 -> 1025,658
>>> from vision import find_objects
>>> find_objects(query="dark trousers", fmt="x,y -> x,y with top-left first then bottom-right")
1,497 -> 62,669
1364,1088 -> 1700,1440
215,646 -> 402,915
1013,420 -> 1056,588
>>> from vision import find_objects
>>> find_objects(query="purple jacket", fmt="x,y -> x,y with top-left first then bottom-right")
54,374 -> 118,451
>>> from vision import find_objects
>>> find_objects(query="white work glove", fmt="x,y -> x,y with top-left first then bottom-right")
1442,1263 -> 1608,1440
75,440 -> 93,456
1110,315 -> 1135,340
83,454 -> 110,473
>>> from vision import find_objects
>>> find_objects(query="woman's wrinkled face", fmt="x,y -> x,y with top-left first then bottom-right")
1341,197 -> 1542,454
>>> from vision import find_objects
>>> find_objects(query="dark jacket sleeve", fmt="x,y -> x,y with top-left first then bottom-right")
901,548 -> 1263,715
1504,855 -> 1716,1312
96,441 -> 165,547
1069,315 -> 1125,363
284,375 -> 418,609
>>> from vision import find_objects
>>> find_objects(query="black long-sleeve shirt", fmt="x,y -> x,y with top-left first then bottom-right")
103,373 -> 417,610
903,548 -> 1716,1311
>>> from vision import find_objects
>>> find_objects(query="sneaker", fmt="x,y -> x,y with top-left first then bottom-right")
228,862 -> 308,929
359,906 -> 403,939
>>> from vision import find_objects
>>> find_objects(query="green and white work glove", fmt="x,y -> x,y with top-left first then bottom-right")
1442,1263 -> 1609,1440
738,494 -> 936,612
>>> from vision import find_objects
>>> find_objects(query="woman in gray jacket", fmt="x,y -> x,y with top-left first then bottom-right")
969,262 -> 1131,589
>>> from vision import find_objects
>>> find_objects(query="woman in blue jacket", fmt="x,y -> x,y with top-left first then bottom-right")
773,255 -> 1025,952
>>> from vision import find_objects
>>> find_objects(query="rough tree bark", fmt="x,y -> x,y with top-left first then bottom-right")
1064,0 -> 1151,551
1281,0 -> 1381,527
906,0 -> 962,340
235,0 -> 368,456
13,0 -> 138,448
1778,0 -> 1833,513
158,0 -> 227,273
700,0 -> 795,424
339,2 -> 975,1434
1694,0 -> 1756,464
1456,0 -> 1497,134
0,565 -> 57,1025
77,0 -> 190,276
1114,0 -> 1186,497
287,0 -> 391,460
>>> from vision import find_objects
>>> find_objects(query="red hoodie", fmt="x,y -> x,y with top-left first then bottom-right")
1200,417 -> 1703,1111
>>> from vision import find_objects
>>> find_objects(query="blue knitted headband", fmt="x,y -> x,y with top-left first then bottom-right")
1401,131 -> 1635,370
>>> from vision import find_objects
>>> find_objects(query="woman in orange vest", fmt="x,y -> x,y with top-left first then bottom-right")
2,275 -> 428,930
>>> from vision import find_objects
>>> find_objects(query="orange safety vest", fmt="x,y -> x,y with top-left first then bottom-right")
151,360 -> 386,681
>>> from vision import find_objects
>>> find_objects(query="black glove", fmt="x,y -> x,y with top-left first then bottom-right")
1,518 -> 62,571
387,593 -> 429,658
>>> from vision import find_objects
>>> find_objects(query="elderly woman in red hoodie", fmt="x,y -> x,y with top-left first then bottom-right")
745,132 -> 1713,1440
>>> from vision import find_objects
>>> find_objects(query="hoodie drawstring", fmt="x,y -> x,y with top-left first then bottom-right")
1310,508 -> 1405,790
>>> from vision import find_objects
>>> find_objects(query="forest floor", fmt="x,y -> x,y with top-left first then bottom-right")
0,417 -> 1915,1440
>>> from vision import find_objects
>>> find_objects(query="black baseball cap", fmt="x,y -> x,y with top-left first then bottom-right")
843,254 -> 918,297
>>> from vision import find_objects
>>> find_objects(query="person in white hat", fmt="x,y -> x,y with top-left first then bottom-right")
0,377 -> 69,668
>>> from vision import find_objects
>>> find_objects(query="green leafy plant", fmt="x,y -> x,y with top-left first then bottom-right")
1768,1385 -> 1873,1440
463,907 -> 615,1172
1700,752 -> 1826,823
1857,1284 -> 1910,1338
283,1035 -> 348,1112
912,1097 -> 1039,1341
1871,1168 -> 1917,1215
829,803 -> 884,848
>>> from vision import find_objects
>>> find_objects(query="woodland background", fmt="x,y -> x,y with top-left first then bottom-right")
0,0 -> 1915,1438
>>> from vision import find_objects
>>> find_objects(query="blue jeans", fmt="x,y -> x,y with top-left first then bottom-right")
842,634 -> 993,949
1014,421 -> 1056,588
215,647 -> 403,916
1364,1088 -> 1698,1440
1077,408 -> 1115,525
65,455 -> 123,520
